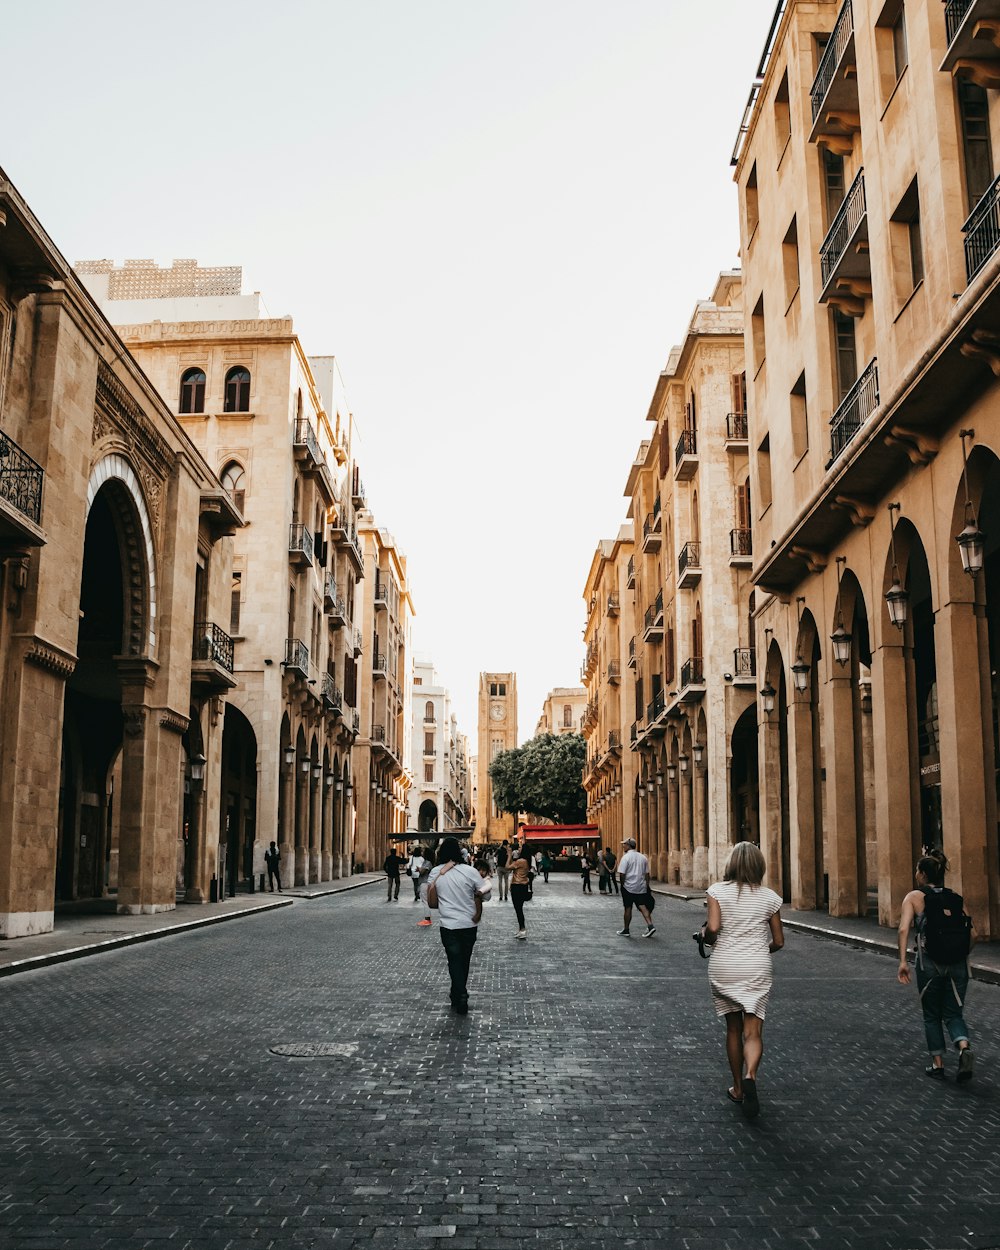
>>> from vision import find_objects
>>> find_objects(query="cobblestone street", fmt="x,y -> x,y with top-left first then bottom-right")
2,878 -> 999,1250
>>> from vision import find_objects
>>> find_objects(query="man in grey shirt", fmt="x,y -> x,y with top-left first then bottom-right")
427,836 -> 491,1014
617,838 -> 656,938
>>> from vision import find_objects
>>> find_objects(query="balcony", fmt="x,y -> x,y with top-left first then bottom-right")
678,656 -> 706,702
351,466 -> 366,509
677,541 -> 702,589
374,577 -> 388,610
372,723 -> 386,745
584,639 -> 598,678
963,171 -> 1000,284
322,673 -> 344,716
819,168 -> 869,305
607,659 -> 621,686
352,709 -> 360,734
646,689 -> 666,725
641,511 -> 661,552
630,722 -> 638,748
674,429 -> 698,481
829,357 -> 879,465
729,527 -> 753,566
293,418 -> 336,504
288,522 -> 314,567
607,593 -> 619,616
354,628 -> 363,657
941,1 -> 1000,77
199,486 -> 243,538
725,413 -> 748,448
345,525 -> 365,577
191,621 -> 236,690
283,637 -> 309,678
373,651 -> 388,681
809,0 -> 858,142
608,730 -> 621,753
0,429 -> 45,546
732,647 -> 757,686
626,555 -> 636,589
627,637 -> 637,670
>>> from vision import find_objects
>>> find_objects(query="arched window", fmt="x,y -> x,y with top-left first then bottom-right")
224,366 -> 251,413
563,703 -> 572,728
220,461 -> 246,514
179,368 -> 206,414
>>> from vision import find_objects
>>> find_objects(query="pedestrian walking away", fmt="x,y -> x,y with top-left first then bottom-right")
602,846 -> 619,894
617,838 -> 655,936
539,850 -> 552,884
509,844 -> 534,939
264,841 -> 282,892
414,846 -> 433,926
427,836 -> 491,1013
699,841 -> 784,1120
897,849 -> 976,1082
580,854 -> 593,894
383,846 -> 402,901
406,847 -> 425,901
496,841 -> 511,901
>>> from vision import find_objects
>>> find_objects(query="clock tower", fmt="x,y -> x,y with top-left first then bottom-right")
475,672 -> 518,844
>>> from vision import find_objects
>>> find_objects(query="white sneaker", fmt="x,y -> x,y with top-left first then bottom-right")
515,930 -> 527,940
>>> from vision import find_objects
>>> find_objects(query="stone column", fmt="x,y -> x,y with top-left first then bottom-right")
309,770 -> 321,884
294,764 -> 309,886
679,770 -> 693,884
870,638 -> 918,926
667,776 -> 681,883
758,710 -> 784,897
692,763 -> 709,888
278,762 -> 294,886
655,781 -> 669,881
823,673 -> 861,917
320,778 -> 333,881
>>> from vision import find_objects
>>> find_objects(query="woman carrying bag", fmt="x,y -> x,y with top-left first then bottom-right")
510,845 -> 534,940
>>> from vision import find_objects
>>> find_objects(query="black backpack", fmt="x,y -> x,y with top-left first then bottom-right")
920,887 -> 972,965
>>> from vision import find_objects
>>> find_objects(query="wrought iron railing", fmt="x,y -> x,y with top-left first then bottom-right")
730,527 -> 753,557
628,637 -> 636,664
675,429 -> 697,461
726,412 -> 748,441
654,587 -> 663,619
284,637 -> 309,674
829,357 -> 879,463
653,493 -> 661,518
348,525 -> 364,566
288,522 -> 313,560
678,541 -> 701,579
810,0 -> 854,120
372,724 -> 386,742
820,167 -> 866,286
293,418 -> 323,465
630,722 -> 638,746
352,710 -> 360,733
945,0 -> 974,45
627,555 -> 635,586
963,171 -> 1000,282
681,656 -> 705,688
642,512 -> 661,542
607,660 -> 621,681
608,730 -> 621,751
733,647 -> 756,679
351,467 -> 366,507
607,594 -> 619,614
374,577 -> 388,606
0,430 -> 44,526
192,621 -> 235,672
373,651 -> 388,676
354,628 -> 363,654
647,689 -> 666,723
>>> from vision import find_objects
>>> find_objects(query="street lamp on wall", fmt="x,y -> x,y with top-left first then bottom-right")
283,745 -> 295,768
957,429 -> 985,577
667,763 -> 677,783
679,753 -> 689,774
759,681 -> 776,716
346,783 -> 354,799
300,757 -> 310,774
831,556 -> 853,667
190,752 -> 206,785
692,743 -> 703,766
792,595 -> 810,694
885,502 -> 909,630
312,764 -> 322,782
325,773 -> 335,789
655,770 -> 664,787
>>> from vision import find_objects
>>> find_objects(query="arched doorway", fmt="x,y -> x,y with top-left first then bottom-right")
730,704 -> 759,849
221,706 -> 258,896
418,799 -> 438,833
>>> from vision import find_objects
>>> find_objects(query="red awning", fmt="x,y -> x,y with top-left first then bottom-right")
519,824 -> 602,843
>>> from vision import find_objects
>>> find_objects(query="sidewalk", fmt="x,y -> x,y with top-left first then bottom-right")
652,883 -> 1000,985
0,873 -> 382,979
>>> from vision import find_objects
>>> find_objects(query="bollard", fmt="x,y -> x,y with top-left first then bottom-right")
209,875 -> 218,903
259,871 -> 266,893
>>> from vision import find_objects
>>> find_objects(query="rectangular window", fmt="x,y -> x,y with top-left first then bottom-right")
424,762 -> 434,783
958,80 -> 994,212
774,70 -> 791,157
751,294 -> 766,376
498,683 -> 506,696
425,732 -> 434,754
832,311 -> 858,402
790,371 -> 809,460
230,571 -> 242,636
757,434 -> 773,513
890,177 -> 923,303
892,9 -> 907,79
875,1 -> 908,101
732,371 -> 747,416
745,162 -> 759,241
823,149 -> 846,228
782,216 -> 799,308
489,682 -> 497,696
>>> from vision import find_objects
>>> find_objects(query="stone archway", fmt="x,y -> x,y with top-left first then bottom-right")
418,799 -> 439,834
221,706 -> 258,897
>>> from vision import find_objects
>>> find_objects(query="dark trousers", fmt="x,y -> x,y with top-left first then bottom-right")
267,865 -> 281,891
511,883 -> 530,929
412,874 -> 421,899
440,926 -> 477,1002
386,872 -> 400,899
543,870 -> 549,883
581,870 -> 591,893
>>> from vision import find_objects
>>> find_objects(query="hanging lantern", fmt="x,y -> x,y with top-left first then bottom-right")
830,623 -> 852,667
759,682 -> 776,715
885,503 -> 909,628
957,430 -> 986,578
693,742 -> 704,765
190,752 -> 207,784
667,763 -> 677,783
283,745 -> 295,767
679,753 -> 689,774
655,770 -> 664,786
300,756 -> 311,774
791,655 -> 810,694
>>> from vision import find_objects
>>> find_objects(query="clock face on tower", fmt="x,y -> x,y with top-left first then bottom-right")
490,702 -> 506,722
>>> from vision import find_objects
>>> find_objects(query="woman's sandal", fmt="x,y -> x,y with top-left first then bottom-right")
727,1088 -> 743,1104
741,1078 -> 760,1120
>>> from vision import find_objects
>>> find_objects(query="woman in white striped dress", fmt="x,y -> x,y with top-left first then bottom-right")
699,842 -> 784,1119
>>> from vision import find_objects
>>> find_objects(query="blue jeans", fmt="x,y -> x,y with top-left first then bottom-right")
916,960 -> 971,1057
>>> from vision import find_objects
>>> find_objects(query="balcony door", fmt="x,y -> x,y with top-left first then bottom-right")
833,310 -> 858,403
958,80 -> 994,213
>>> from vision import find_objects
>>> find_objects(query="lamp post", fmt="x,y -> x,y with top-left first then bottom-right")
885,502 -> 909,629
957,429 -> 985,577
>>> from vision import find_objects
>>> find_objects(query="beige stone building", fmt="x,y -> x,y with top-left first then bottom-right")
352,522 -> 413,871
79,258 -> 366,890
0,174 -> 239,938
733,0 -> 1000,935
475,672 -> 518,844
581,526 -> 638,848
534,686 -> 588,736
408,658 -> 471,834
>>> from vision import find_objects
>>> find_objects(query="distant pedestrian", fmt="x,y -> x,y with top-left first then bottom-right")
383,847 -> 402,901
602,846 -> 619,894
698,841 -> 784,1119
539,851 -> 552,884
427,836 -> 491,1013
510,845 -> 534,940
496,841 -> 511,902
580,854 -> 593,894
407,847 -> 425,901
597,854 -> 611,895
617,838 -> 654,936
264,841 -> 282,892
414,847 -> 433,926
897,850 -> 975,1082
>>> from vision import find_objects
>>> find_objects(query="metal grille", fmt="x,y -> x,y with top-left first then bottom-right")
945,0 -> 973,45
192,621 -> 234,672
963,171 -> 1000,283
820,168 -> 866,286
0,430 -> 43,526
810,0 -> 854,120
829,357 -> 879,463
678,542 -> 701,579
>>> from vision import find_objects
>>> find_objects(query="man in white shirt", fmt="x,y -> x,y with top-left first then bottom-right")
406,848 -> 424,902
427,837 -> 492,1014
617,838 -> 656,938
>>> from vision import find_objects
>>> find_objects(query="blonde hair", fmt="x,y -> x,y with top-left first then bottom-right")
723,841 -> 766,889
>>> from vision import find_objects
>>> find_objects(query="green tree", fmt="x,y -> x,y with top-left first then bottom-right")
488,733 -> 587,825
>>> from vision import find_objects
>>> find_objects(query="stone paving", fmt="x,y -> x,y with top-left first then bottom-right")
1,876 -> 999,1249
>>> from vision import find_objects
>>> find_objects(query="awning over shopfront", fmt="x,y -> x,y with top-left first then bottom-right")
519,824 -> 601,843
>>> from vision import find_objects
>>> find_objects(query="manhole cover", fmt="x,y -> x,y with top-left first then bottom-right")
269,1042 -> 359,1058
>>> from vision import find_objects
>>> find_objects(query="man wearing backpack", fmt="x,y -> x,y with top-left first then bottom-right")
897,851 -> 976,1082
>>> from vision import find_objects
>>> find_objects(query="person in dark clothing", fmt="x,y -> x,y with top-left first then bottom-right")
580,854 -> 593,894
603,846 -> 619,894
539,851 -> 552,884
384,847 -> 403,901
264,841 -> 282,892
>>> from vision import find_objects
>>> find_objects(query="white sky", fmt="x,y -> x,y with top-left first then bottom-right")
4,0 -> 773,746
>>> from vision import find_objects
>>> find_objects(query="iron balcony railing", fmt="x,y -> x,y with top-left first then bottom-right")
192,621 -> 235,673
284,637 -> 309,675
681,656 -> 705,688
288,522 -> 313,560
607,594 -> 619,615
829,357 -> 879,463
630,722 -> 638,746
726,412 -> 748,441
945,0 -> 974,45
293,417 -> 323,465
628,637 -> 636,664
608,730 -> 621,751
626,555 -> 636,586
734,647 -> 756,679
321,673 -> 343,712
374,577 -> 388,607
810,0 -> 854,121
963,171 -> 1000,283
352,710 -> 360,733
354,628 -> 363,654
653,493 -> 661,518
675,429 -> 697,462
642,512 -> 661,542
348,525 -> 364,565
373,651 -> 388,676
0,430 -> 44,526
730,527 -> 753,557
607,660 -> 621,681
678,541 -> 701,579
372,724 -> 386,742
820,167 -> 866,286
351,467 -> 366,507
647,689 -> 666,723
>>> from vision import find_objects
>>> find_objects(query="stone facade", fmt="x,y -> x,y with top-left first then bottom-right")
408,659 -> 471,834
0,174 -> 238,937
534,687 -> 588,736
732,0 -> 1000,935
475,673 -> 518,844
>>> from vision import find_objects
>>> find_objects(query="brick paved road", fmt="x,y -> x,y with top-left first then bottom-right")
2,877 -> 999,1250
